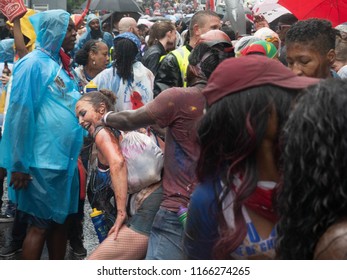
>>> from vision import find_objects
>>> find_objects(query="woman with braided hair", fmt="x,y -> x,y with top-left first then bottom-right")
74,39 -> 109,86
90,32 -> 154,112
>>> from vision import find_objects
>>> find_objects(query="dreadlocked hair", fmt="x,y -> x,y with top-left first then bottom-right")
113,38 -> 138,82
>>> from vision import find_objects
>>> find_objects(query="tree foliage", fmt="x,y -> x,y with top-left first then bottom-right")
67,0 -> 86,13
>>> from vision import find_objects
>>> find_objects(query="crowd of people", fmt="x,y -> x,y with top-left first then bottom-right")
1,1 -> 347,260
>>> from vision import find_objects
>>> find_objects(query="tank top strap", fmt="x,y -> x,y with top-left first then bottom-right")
92,124 -> 120,139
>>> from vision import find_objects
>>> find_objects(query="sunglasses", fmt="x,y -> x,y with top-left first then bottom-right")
276,24 -> 291,31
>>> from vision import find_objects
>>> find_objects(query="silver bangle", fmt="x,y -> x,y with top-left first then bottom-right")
102,111 -> 114,125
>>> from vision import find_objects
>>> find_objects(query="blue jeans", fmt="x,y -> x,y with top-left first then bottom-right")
145,207 -> 186,260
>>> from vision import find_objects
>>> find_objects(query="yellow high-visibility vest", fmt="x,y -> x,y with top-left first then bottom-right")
109,46 -> 114,62
160,45 -> 191,87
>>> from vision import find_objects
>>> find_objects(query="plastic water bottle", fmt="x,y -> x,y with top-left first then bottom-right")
177,205 -> 188,228
84,80 -> 98,93
90,208 -> 108,243
2,62 -> 11,77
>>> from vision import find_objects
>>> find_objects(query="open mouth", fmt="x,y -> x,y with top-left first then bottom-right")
83,123 -> 91,130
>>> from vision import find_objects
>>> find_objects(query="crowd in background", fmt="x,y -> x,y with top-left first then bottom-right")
1,0 -> 347,261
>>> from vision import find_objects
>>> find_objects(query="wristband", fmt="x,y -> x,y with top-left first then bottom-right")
102,111 -> 114,126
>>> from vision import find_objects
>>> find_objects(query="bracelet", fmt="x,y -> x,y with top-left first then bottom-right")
102,111 -> 114,126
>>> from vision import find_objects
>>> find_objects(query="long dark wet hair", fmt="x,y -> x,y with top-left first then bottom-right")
197,85 -> 299,259
113,38 -> 138,82
276,79 -> 347,259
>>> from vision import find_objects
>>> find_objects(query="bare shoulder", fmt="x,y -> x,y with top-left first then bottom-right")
94,127 -> 119,146
314,218 -> 347,259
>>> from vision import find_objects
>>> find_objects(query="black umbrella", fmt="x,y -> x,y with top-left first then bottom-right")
101,11 -> 142,23
81,0 -> 143,13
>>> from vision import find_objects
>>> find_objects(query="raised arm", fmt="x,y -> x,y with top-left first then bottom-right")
12,17 -> 29,59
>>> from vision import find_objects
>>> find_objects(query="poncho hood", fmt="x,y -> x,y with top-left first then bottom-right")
29,9 -> 70,59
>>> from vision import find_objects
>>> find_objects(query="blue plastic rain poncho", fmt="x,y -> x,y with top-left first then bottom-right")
76,13 -> 113,50
0,10 -> 84,224
0,39 -> 14,63
0,39 -> 14,114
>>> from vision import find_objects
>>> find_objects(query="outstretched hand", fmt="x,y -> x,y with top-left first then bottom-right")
108,209 -> 127,240
10,172 -> 32,189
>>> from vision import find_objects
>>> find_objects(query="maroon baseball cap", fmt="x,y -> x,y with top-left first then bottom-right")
203,55 -> 320,106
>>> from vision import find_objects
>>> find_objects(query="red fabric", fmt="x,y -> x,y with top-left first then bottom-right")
244,186 -> 278,223
130,91 -> 144,110
209,0 -> 215,11
278,0 -> 347,27
78,157 -> 86,200
202,55 -> 319,106
59,49 -> 74,79
241,44 -> 266,56
74,0 -> 90,29
0,0 -> 27,22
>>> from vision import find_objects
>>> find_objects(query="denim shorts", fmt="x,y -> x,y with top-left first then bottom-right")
127,186 -> 162,236
17,210 -> 56,229
145,207 -> 186,260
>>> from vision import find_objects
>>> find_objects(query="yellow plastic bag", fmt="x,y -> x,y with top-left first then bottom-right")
0,89 -> 6,114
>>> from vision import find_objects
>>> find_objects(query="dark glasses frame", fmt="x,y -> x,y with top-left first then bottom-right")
276,24 -> 292,31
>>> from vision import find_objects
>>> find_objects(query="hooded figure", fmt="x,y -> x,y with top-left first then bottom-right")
0,39 -> 15,63
76,13 -> 113,51
0,9 -> 83,247
0,39 -> 14,116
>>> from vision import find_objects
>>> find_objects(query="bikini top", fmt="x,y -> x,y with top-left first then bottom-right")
92,124 -> 121,170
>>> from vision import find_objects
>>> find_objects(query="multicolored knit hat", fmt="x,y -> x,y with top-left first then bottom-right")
241,40 -> 278,59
